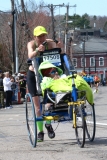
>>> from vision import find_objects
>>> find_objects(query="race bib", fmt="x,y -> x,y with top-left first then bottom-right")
43,54 -> 61,63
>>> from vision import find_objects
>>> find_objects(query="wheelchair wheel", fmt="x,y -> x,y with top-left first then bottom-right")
85,103 -> 96,142
75,104 -> 85,148
25,93 -> 37,147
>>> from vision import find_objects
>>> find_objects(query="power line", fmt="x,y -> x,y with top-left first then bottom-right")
40,3 -> 65,40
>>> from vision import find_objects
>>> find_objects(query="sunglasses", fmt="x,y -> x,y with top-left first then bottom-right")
49,69 -> 57,75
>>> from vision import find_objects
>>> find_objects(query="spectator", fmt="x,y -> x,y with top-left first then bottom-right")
18,74 -> 26,100
14,73 -> 20,101
102,78 -> 106,86
3,72 -> 14,109
0,73 -> 4,108
11,76 -> 17,101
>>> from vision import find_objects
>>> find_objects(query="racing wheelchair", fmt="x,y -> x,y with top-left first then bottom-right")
25,45 -> 96,148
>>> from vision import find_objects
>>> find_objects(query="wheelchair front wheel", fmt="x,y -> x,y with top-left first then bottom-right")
25,93 -> 37,147
85,103 -> 96,142
75,104 -> 86,148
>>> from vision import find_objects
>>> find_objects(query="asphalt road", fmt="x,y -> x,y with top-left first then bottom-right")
0,86 -> 107,160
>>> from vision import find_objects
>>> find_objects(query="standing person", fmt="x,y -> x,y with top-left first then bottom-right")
27,26 -> 61,141
19,74 -> 26,100
15,73 -> 20,101
11,76 -> 16,101
0,73 -> 4,108
3,72 -> 14,109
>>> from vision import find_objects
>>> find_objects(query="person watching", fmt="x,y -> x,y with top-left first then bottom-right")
3,72 -> 14,109
0,73 -> 4,108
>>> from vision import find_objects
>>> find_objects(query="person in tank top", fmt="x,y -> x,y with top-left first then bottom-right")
27,26 -> 62,142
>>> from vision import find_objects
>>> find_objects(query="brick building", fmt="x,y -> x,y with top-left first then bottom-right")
71,29 -> 107,79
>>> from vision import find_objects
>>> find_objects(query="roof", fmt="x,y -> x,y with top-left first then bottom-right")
73,37 -> 107,54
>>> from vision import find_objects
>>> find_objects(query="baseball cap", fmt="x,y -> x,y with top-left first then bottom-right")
33,26 -> 48,36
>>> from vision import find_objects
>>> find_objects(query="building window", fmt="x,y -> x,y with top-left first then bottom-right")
72,58 -> 77,67
99,57 -> 104,66
81,58 -> 86,67
90,57 -> 95,66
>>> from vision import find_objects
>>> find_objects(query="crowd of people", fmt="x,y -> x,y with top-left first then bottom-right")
0,72 -> 26,109
81,74 -> 106,92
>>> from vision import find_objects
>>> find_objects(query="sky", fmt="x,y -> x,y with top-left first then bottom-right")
0,0 -> 107,16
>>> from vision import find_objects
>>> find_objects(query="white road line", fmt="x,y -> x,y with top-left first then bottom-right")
14,115 -> 20,117
80,119 -> 107,126
9,118 -> 13,120
96,122 -> 107,126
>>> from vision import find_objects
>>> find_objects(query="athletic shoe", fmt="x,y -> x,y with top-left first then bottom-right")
45,124 -> 55,139
7,106 -> 13,109
5,106 -> 10,109
9,106 -> 13,108
37,131 -> 44,142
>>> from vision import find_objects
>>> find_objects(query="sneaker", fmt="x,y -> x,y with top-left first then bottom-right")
7,106 -> 13,109
10,106 -> 13,108
5,106 -> 10,109
37,131 -> 44,142
45,124 -> 55,139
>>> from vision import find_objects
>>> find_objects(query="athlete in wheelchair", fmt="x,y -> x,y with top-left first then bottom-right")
26,26 -> 95,147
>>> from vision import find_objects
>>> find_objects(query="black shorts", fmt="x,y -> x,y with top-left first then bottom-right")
27,70 -> 38,97
95,81 -> 99,84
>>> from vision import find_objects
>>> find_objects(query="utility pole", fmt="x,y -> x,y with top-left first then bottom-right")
50,4 -> 55,40
11,0 -> 17,73
95,59 -> 96,73
11,0 -> 15,73
64,5 -> 69,53
40,3 -> 64,40
64,4 -> 76,53
83,38 -> 85,72
21,0 -> 31,40
40,3 -> 76,51
12,7 -> 17,73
